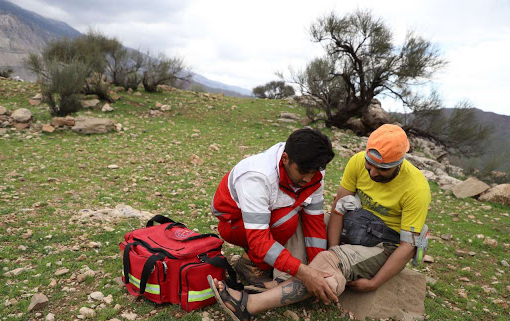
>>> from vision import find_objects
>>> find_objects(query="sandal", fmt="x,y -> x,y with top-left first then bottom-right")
207,275 -> 253,321
245,276 -> 286,293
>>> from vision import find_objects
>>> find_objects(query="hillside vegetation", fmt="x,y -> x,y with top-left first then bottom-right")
0,79 -> 509,320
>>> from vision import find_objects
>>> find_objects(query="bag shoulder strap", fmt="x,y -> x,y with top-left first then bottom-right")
198,253 -> 244,291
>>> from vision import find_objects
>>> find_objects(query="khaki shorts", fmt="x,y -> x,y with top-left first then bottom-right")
330,242 -> 397,282
308,250 -> 346,296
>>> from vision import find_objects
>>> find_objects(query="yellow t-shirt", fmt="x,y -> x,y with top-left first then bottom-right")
341,152 -> 430,233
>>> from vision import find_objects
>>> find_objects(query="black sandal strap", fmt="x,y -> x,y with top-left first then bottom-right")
219,282 -> 252,321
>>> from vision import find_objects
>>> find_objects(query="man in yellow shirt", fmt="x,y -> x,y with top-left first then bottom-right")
207,124 -> 431,320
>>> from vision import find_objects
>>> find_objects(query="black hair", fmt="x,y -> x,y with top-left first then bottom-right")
284,128 -> 335,171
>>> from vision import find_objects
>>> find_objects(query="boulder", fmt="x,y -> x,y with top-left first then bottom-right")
452,177 -> 490,198
11,108 -> 32,123
42,125 -> 55,133
436,174 -> 462,190
81,99 -> 100,108
361,99 -> 390,129
0,105 -> 7,115
71,117 -> 115,134
338,268 -> 426,321
346,118 -> 367,135
478,184 -> 510,206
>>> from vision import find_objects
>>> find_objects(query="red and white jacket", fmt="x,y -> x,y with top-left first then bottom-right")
211,143 -> 327,276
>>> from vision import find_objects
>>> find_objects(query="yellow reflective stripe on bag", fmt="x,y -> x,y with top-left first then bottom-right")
188,288 -> 214,302
122,270 -> 161,295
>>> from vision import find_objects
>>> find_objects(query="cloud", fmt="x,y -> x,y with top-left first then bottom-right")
10,0 -> 510,115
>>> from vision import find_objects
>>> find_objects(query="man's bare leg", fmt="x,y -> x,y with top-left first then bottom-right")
211,277 -> 312,315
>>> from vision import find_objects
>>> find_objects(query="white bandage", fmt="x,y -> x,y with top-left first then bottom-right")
334,195 -> 361,215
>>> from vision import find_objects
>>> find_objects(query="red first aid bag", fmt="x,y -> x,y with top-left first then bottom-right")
120,215 -> 239,312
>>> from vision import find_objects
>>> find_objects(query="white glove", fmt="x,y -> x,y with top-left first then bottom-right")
334,195 -> 361,215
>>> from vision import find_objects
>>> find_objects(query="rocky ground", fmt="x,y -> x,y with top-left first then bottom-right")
0,78 -> 509,320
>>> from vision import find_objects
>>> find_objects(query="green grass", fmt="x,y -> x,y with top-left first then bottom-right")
1,79 -> 509,320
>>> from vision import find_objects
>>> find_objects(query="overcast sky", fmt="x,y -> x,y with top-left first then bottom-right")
13,0 -> 510,115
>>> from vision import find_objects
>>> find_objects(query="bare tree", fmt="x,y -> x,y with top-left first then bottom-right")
142,53 -> 192,92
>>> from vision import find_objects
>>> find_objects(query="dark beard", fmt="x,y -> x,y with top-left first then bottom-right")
368,165 -> 401,183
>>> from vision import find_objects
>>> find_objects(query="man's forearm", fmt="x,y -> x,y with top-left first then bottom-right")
327,213 -> 343,247
369,242 -> 415,289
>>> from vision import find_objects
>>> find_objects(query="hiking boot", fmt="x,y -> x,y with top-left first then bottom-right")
234,254 -> 272,286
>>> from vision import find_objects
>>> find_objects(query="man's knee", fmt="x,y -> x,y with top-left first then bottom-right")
309,250 -> 346,296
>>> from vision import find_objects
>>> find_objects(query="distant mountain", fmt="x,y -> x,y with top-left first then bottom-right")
192,74 -> 252,97
0,0 -> 252,97
0,0 -> 81,80
393,108 -> 510,173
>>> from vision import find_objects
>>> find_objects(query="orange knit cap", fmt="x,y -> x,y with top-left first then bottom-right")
365,124 -> 410,169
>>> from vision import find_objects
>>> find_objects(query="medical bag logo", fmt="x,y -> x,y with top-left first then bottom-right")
173,228 -> 194,239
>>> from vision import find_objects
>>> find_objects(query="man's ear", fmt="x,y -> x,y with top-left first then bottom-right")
281,152 -> 289,165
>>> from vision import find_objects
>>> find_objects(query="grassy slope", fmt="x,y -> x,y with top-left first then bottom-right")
0,79 -> 509,320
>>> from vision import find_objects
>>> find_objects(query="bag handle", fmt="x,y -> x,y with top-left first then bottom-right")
198,253 -> 244,291
180,233 -> 220,242
139,253 -> 166,294
164,222 -> 187,230
146,215 -> 175,227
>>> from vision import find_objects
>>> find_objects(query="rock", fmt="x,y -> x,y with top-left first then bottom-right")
160,105 -> 171,111
11,108 -> 32,123
90,291 -> 104,301
0,128 -> 7,135
300,117 -> 312,126
478,184 -> 510,206
440,234 -> 452,241
28,99 -> 41,106
46,313 -> 55,321
277,118 -> 295,123
102,103 -> 114,112
338,269 -> 426,321
81,99 -> 100,108
55,268 -> 69,276
190,154 -> 204,165
5,267 -> 25,277
483,237 -> 498,247
115,123 -> 123,132
33,93 -> 43,100
361,100 -> 390,129
452,177 -> 490,198
436,174 -> 463,190
13,122 -> 29,130
42,125 -> 55,133
107,164 -> 119,169
0,105 -> 7,115
27,294 -> 48,312
501,260 -> 509,267
423,255 -> 434,263
420,169 -> 437,181
120,312 -> 137,320
346,117 -> 367,135
79,307 -> 96,318
71,117 -> 115,134
283,310 -> 300,320
51,116 -> 75,127
104,294 -> 113,304
279,112 -> 301,121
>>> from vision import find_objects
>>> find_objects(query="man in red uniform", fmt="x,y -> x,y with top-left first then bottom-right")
211,128 -> 335,294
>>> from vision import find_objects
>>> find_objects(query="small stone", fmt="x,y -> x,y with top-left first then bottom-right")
55,268 -> 69,276
423,255 -> 434,263
104,294 -> 113,304
107,164 -> 119,169
483,238 -> 498,247
459,277 -> 470,282
79,306 -> 96,318
101,103 -> 114,112
90,291 -> 104,301
76,254 -> 87,261
461,267 -> 471,272
440,234 -> 452,241
120,312 -> 138,320
42,124 -> 55,133
18,245 -> 27,251
46,313 -> 55,321
27,294 -> 48,312
88,241 -> 101,248
49,279 -> 57,287
501,260 -> 509,267
5,267 -> 25,277
283,310 -> 300,321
